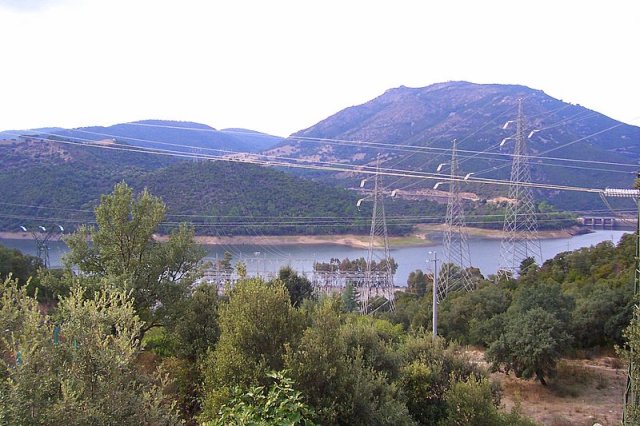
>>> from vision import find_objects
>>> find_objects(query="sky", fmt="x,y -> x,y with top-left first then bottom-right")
0,0 -> 638,137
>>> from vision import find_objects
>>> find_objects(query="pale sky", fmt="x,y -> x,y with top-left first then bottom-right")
0,0 -> 638,137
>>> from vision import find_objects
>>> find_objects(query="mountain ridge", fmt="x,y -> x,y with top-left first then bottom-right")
265,81 -> 640,209
1,120 -> 284,155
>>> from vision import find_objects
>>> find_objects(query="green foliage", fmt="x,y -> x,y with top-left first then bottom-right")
620,304 -> 640,423
314,256 -> 398,274
64,182 -> 205,336
145,281 -> 219,421
484,281 -> 573,385
569,282 -> 632,347
201,278 -> 304,419
0,152 -> 438,235
273,266 -> 314,307
406,269 -> 429,297
0,277 -> 180,425
439,375 -> 536,426
32,268 -> 72,304
219,250 -> 233,272
510,281 -> 574,324
341,282 -> 359,312
399,333 -> 486,425
207,371 -> 317,426
438,282 -> 511,345
486,307 -> 572,385
0,245 -> 42,286
171,282 -> 220,360
284,300 -> 415,425
341,315 -> 404,377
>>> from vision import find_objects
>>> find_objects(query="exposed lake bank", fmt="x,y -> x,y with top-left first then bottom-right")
0,225 -> 592,249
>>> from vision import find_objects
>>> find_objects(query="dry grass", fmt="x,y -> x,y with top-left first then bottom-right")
495,356 -> 626,425
462,348 -> 626,425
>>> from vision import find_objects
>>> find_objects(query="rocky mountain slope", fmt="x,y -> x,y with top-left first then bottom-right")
265,81 -> 640,210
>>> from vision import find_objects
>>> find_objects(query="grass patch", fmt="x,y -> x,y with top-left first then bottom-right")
549,361 -> 609,398
142,326 -> 178,357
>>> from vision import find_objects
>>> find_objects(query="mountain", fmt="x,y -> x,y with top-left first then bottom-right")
265,81 -> 640,210
11,120 -> 283,155
0,127 -> 64,139
220,128 -> 285,152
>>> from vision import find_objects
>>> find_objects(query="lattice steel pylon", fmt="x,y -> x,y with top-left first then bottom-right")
440,139 -> 475,301
498,99 -> 542,277
21,224 -> 64,268
360,155 -> 395,313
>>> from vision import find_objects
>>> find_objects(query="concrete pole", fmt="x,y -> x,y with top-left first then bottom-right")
431,252 -> 439,340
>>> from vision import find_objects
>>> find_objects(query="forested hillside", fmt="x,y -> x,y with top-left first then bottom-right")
0,141 -> 446,235
44,120 -> 283,154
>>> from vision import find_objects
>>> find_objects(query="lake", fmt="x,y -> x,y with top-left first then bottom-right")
1,229 -> 629,285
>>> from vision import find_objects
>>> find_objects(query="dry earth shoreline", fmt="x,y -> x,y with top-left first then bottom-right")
0,225 -> 585,249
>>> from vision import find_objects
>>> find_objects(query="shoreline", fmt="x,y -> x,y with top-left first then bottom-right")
0,231 -> 431,249
0,225 -> 592,249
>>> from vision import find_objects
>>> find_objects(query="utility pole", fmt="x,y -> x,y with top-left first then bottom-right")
498,99 -> 542,277
430,252 -> 439,340
603,186 -> 640,425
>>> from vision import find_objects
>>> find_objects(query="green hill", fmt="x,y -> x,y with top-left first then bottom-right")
0,138 -> 445,235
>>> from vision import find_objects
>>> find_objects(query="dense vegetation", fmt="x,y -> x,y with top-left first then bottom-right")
384,233 -> 636,387
49,119 -> 283,154
0,184 -> 537,425
1,184 -> 637,425
0,140 -> 450,236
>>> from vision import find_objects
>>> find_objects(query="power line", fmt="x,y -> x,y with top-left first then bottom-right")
3,131 -> 610,194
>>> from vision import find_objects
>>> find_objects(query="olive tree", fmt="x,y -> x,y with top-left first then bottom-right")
64,182 -> 205,337
0,276 -> 180,425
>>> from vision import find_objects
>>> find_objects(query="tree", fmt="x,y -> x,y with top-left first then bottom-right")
621,304 -> 640,423
341,282 -> 359,312
437,282 -> 511,345
486,307 -> 572,385
407,270 -> 428,297
64,182 -> 205,337
284,299 -> 414,425
0,276 -> 180,425
201,278 -> 303,419
399,333 -> 485,424
274,266 -> 314,307
519,256 -> 538,276
0,244 -> 42,285
170,282 -> 220,361
219,251 -> 233,272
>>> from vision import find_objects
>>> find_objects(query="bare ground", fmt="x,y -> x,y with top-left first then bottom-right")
466,348 -> 626,425
415,224 -> 582,240
0,231 -> 433,248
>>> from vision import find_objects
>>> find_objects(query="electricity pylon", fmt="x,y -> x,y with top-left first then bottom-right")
359,155 -> 395,313
603,186 -> 640,425
20,224 -> 64,268
498,99 -> 542,277
440,139 -> 475,300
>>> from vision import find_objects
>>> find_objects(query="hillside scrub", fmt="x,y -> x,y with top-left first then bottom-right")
7,186 -> 636,424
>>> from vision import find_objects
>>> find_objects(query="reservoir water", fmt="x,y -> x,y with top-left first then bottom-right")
1,230 -> 629,285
